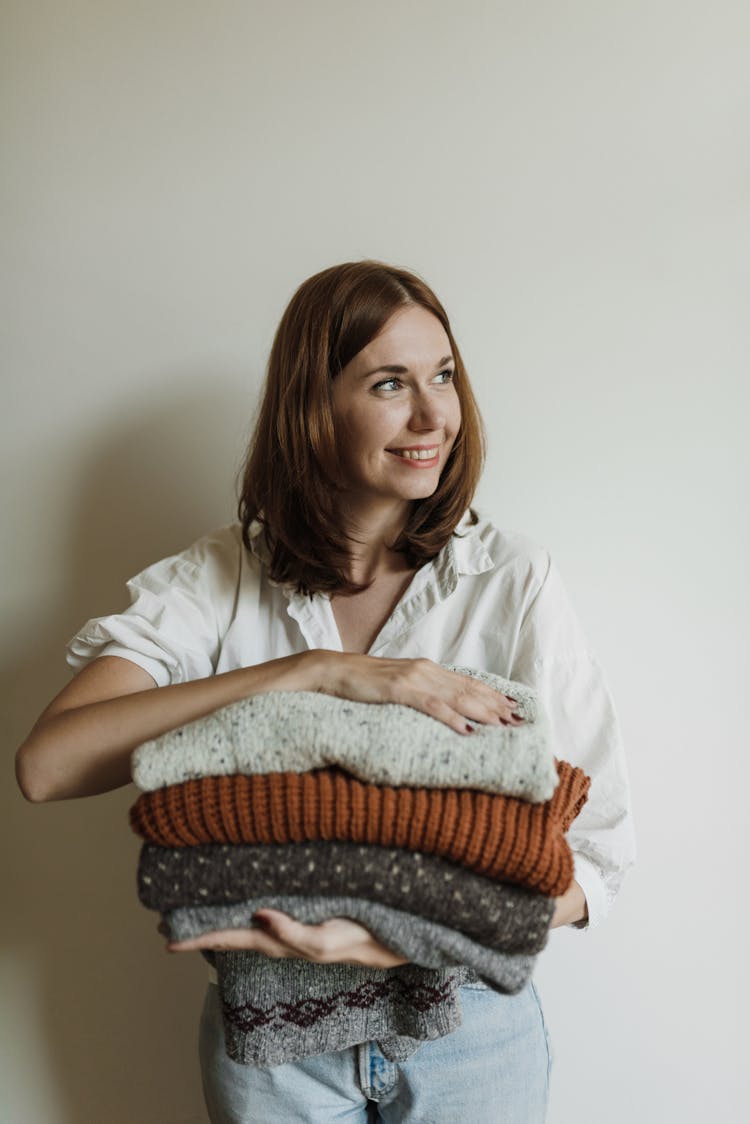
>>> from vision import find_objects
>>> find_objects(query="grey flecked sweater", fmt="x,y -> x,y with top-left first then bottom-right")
131,664 -> 557,800
166,895 -> 544,992
138,841 -> 552,953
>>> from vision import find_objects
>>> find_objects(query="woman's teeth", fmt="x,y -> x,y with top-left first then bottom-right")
390,448 -> 438,461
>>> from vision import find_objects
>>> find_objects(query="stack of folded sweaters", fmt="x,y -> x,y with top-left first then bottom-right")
128,664 -> 590,1067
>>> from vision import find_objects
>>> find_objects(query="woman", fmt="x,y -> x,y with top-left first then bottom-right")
16,259 -> 635,1122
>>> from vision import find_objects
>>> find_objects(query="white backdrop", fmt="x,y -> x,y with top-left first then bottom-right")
2,2 -> 748,1122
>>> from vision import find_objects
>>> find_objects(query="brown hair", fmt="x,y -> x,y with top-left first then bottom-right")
237,259 -> 486,596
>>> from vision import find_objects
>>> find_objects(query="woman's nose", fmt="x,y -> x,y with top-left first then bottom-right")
409,393 -> 445,431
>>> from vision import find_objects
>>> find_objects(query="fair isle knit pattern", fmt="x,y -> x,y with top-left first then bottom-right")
131,664 -> 558,801
165,896 -> 540,991
141,841 -> 554,952
212,952 -> 474,1067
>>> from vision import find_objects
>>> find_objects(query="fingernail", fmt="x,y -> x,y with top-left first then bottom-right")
465,722 -> 476,733
253,914 -> 271,930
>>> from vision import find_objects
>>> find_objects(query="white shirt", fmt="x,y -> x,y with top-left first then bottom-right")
66,508 -> 636,930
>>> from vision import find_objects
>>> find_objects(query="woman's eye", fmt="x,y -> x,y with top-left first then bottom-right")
373,370 -> 454,393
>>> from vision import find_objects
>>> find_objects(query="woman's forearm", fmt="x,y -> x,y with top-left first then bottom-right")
16,650 -> 330,803
19,650 -> 529,805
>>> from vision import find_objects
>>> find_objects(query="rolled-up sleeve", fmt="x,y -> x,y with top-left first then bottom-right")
65,528 -> 241,687
510,552 -> 636,929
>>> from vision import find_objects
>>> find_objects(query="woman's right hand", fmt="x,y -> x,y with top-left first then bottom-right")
313,651 -> 524,736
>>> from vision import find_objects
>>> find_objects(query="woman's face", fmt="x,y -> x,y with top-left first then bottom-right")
331,305 -> 461,513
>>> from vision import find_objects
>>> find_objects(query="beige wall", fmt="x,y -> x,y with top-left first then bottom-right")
2,2 -> 747,1121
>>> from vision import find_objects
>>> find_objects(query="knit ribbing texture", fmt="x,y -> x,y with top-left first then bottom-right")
130,664 -> 558,802
139,841 -> 554,951
130,761 -> 589,897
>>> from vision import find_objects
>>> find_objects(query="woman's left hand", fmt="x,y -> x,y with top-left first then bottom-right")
164,908 -> 409,968
550,880 -> 588,928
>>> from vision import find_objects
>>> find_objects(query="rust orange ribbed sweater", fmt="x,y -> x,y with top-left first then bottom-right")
129,761 -> 589,897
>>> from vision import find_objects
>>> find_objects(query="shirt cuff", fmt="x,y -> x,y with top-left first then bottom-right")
570,852 -> 609,931
66,642 -> 170,688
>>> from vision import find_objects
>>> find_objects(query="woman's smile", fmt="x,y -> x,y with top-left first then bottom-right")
385,444 -> 441,467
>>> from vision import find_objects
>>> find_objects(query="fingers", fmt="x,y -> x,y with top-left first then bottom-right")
255,909 -> 328,956
395,661 -> 526,734
163,911 -> 408,969
454,684 -> 524,728
419,695 -> 489,736
274,915 -> 408,968
165,925 -> 298,956
254,910 -> 367,963
322,655 -> 526,736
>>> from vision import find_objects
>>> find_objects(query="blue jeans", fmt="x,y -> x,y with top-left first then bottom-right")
198,979 -> 552,1123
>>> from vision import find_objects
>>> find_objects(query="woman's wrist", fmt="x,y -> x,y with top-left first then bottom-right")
238,649 -> 335,695
294,648 -> 340,693
303,648 -> 360,695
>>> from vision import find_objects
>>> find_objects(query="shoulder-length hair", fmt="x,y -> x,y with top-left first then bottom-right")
237,259 -> 486,596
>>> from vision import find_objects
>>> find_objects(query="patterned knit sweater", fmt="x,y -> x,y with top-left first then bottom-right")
131,667 -> 588,1066
137,841 -> 555,950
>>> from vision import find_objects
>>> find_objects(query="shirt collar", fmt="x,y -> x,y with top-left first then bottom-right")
450,507 -> 494,576
246,507 -> 493,587
247,520 -> 272,568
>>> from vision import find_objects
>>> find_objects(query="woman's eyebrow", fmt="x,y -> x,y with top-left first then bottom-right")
361,354 -> 455,378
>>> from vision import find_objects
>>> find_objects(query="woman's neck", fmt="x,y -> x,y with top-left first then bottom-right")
337,500 -> 413,586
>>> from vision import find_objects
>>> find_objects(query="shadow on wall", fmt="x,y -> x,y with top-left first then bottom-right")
3,380 -> 257,1124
